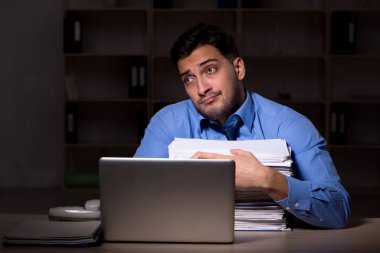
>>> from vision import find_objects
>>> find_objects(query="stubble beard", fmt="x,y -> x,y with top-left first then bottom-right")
195,83 -> 244,122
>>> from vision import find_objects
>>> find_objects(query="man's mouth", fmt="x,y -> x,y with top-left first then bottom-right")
199,93 -> 220,105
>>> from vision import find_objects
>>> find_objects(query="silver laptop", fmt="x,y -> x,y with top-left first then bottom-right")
99,157 -> 235,243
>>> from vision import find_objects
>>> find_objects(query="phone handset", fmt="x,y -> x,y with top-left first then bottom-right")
48,199 -> 101,221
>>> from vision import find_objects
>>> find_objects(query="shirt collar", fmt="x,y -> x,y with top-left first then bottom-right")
235,90 -> 255,131
198,90 -> 255,132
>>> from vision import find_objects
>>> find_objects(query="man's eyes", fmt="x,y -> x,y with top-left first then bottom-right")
181,66 -> 217,85
206,66 -> 217,74
182,76 -> 194,85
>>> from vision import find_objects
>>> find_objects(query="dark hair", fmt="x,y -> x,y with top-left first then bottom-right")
170,23 -> 240,66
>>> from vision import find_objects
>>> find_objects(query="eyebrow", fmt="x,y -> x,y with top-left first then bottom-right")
179,58 -> 219,79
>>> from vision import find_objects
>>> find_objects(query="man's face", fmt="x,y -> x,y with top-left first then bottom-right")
177,44 -> 246,124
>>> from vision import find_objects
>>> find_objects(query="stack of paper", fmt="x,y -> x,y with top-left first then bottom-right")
168,138 -> 292,178
169,138 -> 290,162
168,138 -> 292,231
3,219 -> 101,246
234,203 -> 288,231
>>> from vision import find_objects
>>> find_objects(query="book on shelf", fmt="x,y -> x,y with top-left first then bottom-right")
217,0 -> 237,8
64,15 -> 82,53
65,103 -> 78,144
153,0 -> 172,9
330,104 -> 347,145
64,67 -> 78,100
331,11 -> 356,55
241,0 -> 261,8
129,64 -> 147,99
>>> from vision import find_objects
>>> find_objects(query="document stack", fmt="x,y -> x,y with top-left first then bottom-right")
168,138 -> 292,231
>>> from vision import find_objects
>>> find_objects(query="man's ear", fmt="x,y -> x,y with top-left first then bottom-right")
233,57 -> 245,80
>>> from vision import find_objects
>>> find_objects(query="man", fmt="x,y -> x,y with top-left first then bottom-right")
134,23 -> 351,229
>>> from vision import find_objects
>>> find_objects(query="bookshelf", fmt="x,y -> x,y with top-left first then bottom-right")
62,0 -> 380,194
327,0 -> 380,196
63,0 -> 149,187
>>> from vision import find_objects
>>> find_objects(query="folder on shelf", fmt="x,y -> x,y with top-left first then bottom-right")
129,64 -> 147,99
153,0 -> 172,9
331,11 -> 356,54
64,67 -> 78,100
65,103 -> 78,144
64,15 -> 82,53
217,0 -> 237,8
330,104 -> 347,145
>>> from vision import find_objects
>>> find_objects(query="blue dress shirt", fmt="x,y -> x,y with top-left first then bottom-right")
134,91 -> 351,228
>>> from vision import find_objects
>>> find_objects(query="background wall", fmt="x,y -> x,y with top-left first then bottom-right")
0,0 -> 64,187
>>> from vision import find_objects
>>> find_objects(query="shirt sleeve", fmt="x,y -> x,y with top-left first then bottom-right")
276,117 -> 351,229
134,112 -> 173,158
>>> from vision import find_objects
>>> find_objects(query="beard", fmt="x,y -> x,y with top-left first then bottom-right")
195,82 -> 245,122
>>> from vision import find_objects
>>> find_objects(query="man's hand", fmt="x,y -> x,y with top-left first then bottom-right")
191,149 -> 288,201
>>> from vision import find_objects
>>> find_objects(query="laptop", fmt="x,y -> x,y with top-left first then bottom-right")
99,157 -> 235,243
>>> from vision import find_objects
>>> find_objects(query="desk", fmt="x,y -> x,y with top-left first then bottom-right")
1,214 -> 379,253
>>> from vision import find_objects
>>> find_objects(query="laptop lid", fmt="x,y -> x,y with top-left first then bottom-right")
99,157 -> 235,243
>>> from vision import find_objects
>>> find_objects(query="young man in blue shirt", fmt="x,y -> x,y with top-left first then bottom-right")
134,23 -> 351,228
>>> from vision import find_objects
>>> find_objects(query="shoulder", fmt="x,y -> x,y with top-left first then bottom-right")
154,100 -> 196,120
250,92 -> 324,152
251,92 -> 305,123
149,100 -> 201,130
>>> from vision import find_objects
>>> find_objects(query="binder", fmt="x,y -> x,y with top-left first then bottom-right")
65,103 -> 78,144
153,0 -> 172,9
129,63 -> 147,99
217,0 -> 237,8
242,0 -> 261,8
64,15 -> 82,53
330,104 -> 347,145
331,11 -> 356,54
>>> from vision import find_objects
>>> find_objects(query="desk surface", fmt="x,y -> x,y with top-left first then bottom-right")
1,214 -> 379,253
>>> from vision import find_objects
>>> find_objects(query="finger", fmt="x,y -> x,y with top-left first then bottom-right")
230,149 -> 252,157
191,151 -> 232,160
230,149 -> 261,163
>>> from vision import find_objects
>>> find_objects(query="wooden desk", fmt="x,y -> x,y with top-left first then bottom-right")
1,214 -> 379,253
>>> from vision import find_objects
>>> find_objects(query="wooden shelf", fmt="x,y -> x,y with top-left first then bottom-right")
66,99 -> 149,103
65,53 -> 148,57
65,143 -> 139,148
330,144 -> 380,149
62,0 -> 380,189
242,9 -> 324,13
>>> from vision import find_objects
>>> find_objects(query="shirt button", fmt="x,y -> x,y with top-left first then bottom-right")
294,203 -> 300,208
286,207 -> 290,210
320,218 -> 324,222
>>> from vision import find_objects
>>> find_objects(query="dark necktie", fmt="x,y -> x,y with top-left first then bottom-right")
223,116 -> 242,141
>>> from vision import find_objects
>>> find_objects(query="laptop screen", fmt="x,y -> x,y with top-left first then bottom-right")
99,157 -> 235,243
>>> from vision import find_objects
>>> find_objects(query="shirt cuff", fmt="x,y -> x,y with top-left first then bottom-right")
276,176 -> 311,212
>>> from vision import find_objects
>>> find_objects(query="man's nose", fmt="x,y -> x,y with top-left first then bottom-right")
197,76 -> 212,96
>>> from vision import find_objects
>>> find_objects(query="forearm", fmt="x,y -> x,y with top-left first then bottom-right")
261,167 -> 289,201
276,176 -> 351,229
